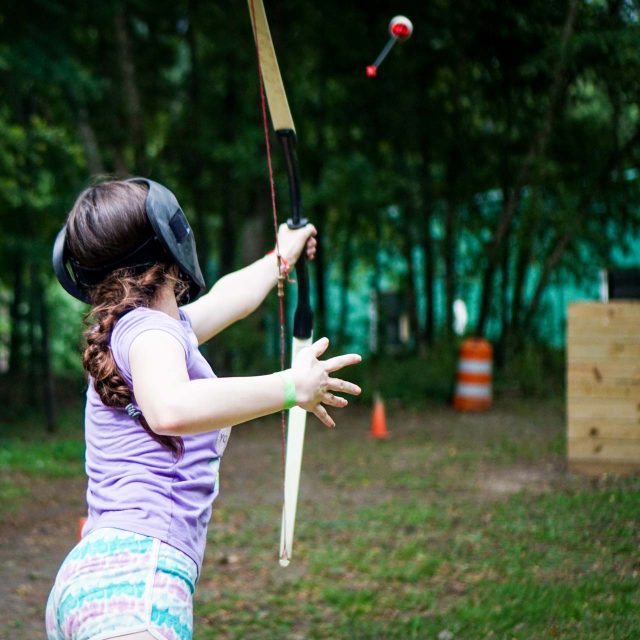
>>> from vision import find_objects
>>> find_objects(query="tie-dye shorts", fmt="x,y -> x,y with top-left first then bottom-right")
46,527 -> 197,640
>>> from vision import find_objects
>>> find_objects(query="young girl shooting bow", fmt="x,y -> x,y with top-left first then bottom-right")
46,178 -> 361,640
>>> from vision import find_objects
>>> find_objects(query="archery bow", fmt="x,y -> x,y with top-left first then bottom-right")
248,0 -> 314,567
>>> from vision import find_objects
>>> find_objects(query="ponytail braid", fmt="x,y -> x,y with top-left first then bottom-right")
83,263 -> 189,458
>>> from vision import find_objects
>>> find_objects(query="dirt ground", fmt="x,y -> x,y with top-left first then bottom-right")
0,401 -> 570,638
0,474 -> 85,637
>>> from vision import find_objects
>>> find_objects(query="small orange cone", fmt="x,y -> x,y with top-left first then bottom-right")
77,516 -> 87,541
370,394 -> 390,439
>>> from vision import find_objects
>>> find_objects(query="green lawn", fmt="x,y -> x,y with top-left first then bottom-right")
196,399 -> 640,639
1,398 -> 638,639
0,405 -> 86,513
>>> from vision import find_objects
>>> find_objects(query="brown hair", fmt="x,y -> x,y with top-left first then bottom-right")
66,181 -> 188,457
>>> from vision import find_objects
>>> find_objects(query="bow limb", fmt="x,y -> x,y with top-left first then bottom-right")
248,0 -> 314,567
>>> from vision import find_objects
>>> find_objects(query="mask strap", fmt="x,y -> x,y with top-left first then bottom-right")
70,236 -> 166,287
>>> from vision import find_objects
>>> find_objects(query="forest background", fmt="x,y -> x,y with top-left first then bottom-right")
1,0 -> 640,431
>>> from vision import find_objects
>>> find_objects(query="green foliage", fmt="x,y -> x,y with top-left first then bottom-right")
47,284 -> 86,377
0,437 -> 84,478
352,344 -> 458,405
495,343 -> 566,398
0,0 -> 640,419
349,339 -> 565,407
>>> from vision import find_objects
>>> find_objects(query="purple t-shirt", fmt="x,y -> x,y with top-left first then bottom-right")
82,306 -> 231,575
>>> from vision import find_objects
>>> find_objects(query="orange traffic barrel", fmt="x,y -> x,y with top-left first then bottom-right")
453,338 -> 492,411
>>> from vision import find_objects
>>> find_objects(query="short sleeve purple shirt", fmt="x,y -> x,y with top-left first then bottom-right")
83,306 -> 231,574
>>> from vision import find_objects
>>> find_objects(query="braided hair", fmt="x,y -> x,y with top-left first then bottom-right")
66,181 -> 189,457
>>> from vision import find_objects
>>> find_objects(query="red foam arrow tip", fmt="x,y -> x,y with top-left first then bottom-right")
391,23 -> 411,40
389,16 -> 413,41
366,65 -> 378,77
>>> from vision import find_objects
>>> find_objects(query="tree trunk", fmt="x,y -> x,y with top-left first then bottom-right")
504,217 -> 537,356
34,269 -> 56,432
76,104 -> 105,176
495,238 -> 511,368
476,0 -> 579,335
443,201 -> 457,336
27,264 -> 39,406
114,4 -> 146,172
218,60 -> 239,277
313,213 -> 326,340
8,258 -> 24,375
335,229 -> 353,348
183,0 -> 212,288
419,136 -> 435,348
401,219 -> 419,353
420,217 -> 435,348
522,122 -> 640,330
370,209 -> 383,357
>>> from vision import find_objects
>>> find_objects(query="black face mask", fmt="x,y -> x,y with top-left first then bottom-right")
52,178 -> 206,304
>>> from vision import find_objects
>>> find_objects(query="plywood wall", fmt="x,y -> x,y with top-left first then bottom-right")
567,302 -> 640,475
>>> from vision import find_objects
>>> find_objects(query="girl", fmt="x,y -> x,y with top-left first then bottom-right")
46,178 -> 361,640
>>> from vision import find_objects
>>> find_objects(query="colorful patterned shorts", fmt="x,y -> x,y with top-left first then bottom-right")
46,527 -> 197,640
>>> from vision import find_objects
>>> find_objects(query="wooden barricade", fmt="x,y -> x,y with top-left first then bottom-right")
567,302 -> 640,475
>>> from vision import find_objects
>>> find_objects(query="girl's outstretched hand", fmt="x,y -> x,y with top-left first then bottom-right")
290,337 -> 362,428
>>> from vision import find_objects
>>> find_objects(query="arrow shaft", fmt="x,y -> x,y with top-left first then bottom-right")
372,36 -> 397,68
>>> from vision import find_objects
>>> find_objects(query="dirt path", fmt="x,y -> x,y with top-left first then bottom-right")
0,475 -> 85,637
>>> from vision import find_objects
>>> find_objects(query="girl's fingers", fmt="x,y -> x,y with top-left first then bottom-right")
313,404 -> 335,428
327,378 -> 361,396
322,393 -> 348,408
306,237 -> 317,260
311,337 -> 330,358
323,353 -> 362,373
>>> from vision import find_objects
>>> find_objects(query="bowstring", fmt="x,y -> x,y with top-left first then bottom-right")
249,0 -> 288,480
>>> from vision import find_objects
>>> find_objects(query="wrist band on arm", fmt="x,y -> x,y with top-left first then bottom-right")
267,248 -> 291,276
277,370 -> 297,410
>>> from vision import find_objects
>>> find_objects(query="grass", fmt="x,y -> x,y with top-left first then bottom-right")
0,438 -> 85,477
1,396 -> 638,639
194,398 -> 640,640
0,404 -> 85,512
196,485 -> 640,639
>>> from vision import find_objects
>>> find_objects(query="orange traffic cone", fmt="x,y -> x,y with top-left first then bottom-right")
370,394 -> 389,439
77,516 -> 87,541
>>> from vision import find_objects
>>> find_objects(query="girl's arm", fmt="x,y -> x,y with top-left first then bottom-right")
181,224 -> 316,345
129,330 -> 360,435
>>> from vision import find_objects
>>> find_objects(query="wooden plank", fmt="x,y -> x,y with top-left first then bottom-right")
568,437 -> 640,462
568,460 -> 640,477
567,302 -> 640,474
567,341 -> 640,360
568,302 -> 640,324
567,398 -> 640,421
568,418 -> 640,440
568,323 -> 640,339
568,361 -> 640,380
569,336 -> 640,347
568,380 -> 640,400
568,334 -> 640,346
567,360 -> 640,398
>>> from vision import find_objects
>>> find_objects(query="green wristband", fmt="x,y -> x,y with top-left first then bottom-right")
277,370 -> 297,410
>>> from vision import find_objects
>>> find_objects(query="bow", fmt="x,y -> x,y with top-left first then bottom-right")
248,0 -> 314,567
